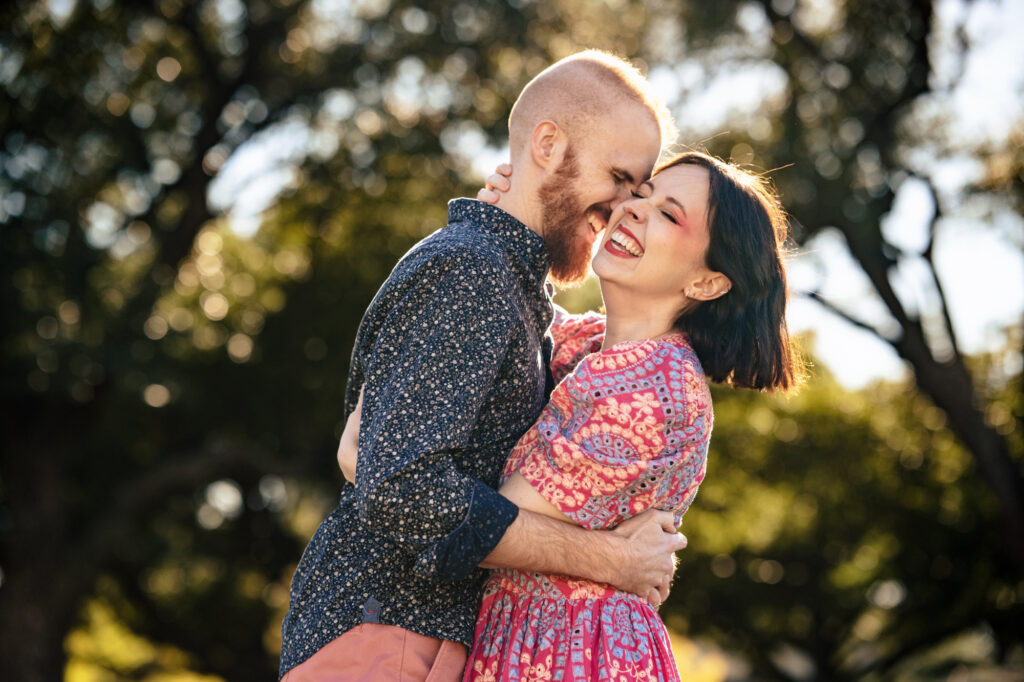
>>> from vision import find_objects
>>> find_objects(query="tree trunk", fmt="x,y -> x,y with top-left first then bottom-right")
0,564 -> 79,681
899,344 -> 1024,569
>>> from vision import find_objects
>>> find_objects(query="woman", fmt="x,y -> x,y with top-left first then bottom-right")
341,151 -> 800,681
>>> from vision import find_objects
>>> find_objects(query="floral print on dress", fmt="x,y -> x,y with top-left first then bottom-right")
465,312 -> 713,681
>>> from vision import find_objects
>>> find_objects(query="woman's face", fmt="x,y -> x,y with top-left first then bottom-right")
592,163 -> 719,303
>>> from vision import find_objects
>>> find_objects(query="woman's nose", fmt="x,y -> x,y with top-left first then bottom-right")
623,200 -> 645,222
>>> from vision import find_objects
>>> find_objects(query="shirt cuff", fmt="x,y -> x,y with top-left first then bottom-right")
413,480 -> 519,581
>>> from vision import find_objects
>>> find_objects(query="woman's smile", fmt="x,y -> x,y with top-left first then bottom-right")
605,225 -> 644,257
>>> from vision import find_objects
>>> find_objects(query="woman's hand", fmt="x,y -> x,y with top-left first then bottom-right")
476,163 -> 513,205
337,388 -> 364,484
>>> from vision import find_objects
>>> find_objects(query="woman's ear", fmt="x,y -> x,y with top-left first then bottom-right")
529,120 -> 566,170
686,271 -> 732,302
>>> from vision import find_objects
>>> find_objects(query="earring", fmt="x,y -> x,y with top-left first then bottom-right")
685,288 -> 694,298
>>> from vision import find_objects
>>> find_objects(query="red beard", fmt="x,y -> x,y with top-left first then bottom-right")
537,146 -> 592,287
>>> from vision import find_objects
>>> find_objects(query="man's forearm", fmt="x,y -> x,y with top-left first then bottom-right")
479,506 -> 686,604
479,508 -> 623,585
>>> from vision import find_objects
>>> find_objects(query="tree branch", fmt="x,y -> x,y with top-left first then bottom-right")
915,173 -> 963,361
803,290 -> 897,342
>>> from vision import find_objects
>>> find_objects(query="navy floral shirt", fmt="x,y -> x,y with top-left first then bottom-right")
279,199 -> 555,676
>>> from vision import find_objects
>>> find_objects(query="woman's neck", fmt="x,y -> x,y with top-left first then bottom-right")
600,283 -> 682,350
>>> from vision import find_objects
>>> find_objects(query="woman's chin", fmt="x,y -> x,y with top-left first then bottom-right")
591,252 -> 629,282
590,251 -> 611,277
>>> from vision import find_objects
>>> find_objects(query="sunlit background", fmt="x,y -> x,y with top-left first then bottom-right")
1,0 -> 1022,680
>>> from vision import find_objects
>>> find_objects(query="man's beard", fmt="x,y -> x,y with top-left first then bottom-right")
537,146 -> 592,287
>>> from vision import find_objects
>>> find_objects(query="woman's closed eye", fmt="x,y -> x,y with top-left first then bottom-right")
630,188 -> 679,224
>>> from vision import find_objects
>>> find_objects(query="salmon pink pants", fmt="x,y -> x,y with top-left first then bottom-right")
281,623 -> 467,682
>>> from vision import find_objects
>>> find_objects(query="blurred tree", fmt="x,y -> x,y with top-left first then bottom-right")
669,0 -> 1024,570
1,0 -> 1020,680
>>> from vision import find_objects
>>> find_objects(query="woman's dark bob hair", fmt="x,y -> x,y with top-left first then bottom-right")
660,151 -> 803,392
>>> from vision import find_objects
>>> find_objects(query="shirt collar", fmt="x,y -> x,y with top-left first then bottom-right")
447,199 -> 550,291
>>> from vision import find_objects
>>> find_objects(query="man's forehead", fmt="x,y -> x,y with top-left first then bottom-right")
602,138 -> 660,182
594,108 -> 661,177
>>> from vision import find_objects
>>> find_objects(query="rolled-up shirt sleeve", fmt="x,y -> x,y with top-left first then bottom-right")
352,250 -> 520,581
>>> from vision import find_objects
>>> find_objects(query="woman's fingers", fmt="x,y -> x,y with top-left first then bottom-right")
478,163 -> 513,204
484,172 -> 511,192
477,187 -> 501,204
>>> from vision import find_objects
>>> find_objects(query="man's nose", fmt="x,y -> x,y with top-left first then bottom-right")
610,184 -> 634,208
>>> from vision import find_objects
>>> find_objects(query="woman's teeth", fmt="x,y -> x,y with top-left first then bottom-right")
610,230 -> 643,256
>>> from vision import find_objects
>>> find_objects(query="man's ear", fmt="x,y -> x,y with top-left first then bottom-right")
529,120 -> 566,171
687,271 -> 732,302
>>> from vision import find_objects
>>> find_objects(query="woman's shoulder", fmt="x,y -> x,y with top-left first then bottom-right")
571,333 -> 711,412
582,333 -> 702,374
550,306 -> 605,342
549,306 -> 606,384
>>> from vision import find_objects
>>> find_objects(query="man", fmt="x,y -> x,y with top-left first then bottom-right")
280,50 -> 684,681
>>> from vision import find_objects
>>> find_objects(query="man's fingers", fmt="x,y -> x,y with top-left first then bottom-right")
651,510 -> 676,534
657,576 -> 670,604
646,587 -> 661,608
674,532 -> 688,551
495,162 -> 513,177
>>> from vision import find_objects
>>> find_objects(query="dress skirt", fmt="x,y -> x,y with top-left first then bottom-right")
464,569 -> 681,682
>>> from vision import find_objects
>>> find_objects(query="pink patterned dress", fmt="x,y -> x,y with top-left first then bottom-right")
464,310 -> 713,682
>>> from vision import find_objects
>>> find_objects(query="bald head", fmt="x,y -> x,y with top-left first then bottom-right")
508,50 -> 675,163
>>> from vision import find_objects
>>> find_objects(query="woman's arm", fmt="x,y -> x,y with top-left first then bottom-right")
339,410 -> 605,528
505,340 -> 712,531
338,392 -> 584,528
337,388 -> 363,484
498,472 -> 575,524
335,372 -> 686,604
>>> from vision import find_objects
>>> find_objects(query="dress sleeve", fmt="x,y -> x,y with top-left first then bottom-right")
503,337 -> 712,530
548,304 -> 606,384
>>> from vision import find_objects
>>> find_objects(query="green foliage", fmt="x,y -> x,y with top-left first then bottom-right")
666,367 -> 1022,678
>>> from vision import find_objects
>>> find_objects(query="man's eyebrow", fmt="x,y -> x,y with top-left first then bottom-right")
612,167 -> 635,184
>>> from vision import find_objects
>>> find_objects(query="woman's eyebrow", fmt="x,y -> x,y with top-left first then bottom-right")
666,195 -> 687,219
644,180 -> 687,219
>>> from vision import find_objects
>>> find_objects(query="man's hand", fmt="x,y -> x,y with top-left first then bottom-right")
481,507 -> 687,609
609,510 -> 687,607
476,163 -> 513,204
337,388 -> 364,484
